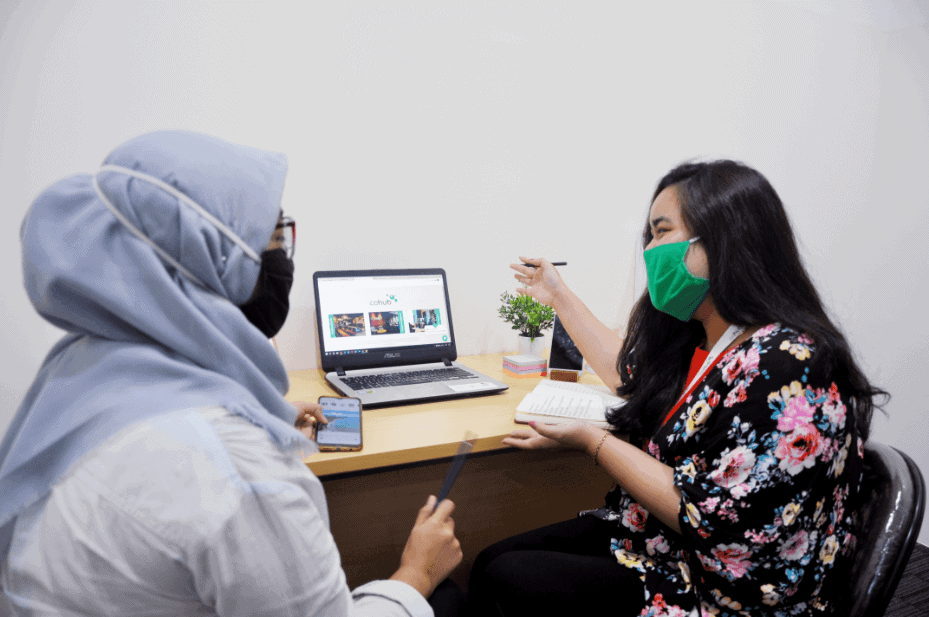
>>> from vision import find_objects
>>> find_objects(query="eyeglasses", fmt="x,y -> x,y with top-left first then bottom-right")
275,216 -> 296,259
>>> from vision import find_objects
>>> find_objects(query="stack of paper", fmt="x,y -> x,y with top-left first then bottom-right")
502,354 -> 547,379
515,380 -> 626,429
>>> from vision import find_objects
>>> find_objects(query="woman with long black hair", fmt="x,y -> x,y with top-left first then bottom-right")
467,160 -> 887,616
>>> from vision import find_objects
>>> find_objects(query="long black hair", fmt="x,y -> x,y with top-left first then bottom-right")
607,160 -> 887,443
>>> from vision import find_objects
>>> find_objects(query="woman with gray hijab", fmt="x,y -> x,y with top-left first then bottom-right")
0,131 -> 462,616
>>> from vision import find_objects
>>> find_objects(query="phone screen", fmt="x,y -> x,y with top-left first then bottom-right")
316,396 -> 362,449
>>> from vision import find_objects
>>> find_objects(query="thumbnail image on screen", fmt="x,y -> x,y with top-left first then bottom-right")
369,311 -> 404,335
410,308 -> 442,333
329,313 -> 366,338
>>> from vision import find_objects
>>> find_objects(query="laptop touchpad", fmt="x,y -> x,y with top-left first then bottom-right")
447,382 -> 500,393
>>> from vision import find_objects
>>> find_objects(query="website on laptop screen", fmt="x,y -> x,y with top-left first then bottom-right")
317,273 -> 453,359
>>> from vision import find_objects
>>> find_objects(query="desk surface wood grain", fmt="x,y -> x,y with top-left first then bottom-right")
288,353 -> 607,476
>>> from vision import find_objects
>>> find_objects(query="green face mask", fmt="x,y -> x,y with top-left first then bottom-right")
643,237 -> 710,321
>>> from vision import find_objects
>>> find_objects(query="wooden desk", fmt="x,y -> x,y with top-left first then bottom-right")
288,354 -> 614,589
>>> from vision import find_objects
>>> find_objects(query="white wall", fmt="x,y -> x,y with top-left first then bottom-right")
2,1 -> 928,541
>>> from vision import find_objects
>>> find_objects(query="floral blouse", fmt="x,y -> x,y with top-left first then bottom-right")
582,323 -> 863,616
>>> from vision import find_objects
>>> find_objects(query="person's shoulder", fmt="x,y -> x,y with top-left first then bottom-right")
715,323 -> 816,393
749,322 -> 818,362
721,323 -> 827,395
70,407 -> 249,535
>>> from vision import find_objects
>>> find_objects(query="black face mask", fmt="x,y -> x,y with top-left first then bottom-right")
239,248 -> 294,338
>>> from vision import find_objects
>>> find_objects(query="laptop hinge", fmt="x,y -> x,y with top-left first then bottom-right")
442,358 -> 453,367
335,366 -> 346,377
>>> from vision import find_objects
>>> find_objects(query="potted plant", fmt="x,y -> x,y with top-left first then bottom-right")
498,290 -> 555,356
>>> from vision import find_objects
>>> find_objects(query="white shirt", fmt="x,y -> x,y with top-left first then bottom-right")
1,406 -> 432,617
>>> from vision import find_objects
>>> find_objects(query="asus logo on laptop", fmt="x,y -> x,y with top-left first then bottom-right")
385,352 -> 402,358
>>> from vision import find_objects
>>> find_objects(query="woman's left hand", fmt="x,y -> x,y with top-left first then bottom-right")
503,421 -> 602,454
292,400 -> 327,440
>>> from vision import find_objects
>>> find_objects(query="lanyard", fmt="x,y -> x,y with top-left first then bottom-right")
684,324 -> 745,395
660,324 -> 746,429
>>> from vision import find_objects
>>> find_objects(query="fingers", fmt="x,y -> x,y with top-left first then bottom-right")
509,265 -> 536,286
528,420 -> 557,437
295,410 -> 317,440
416,495 -> 456,527
296,413 -> 323,439
519,256 -> 555,274
305,402 -> 327,424
527,421 -> 568,444
501,437 -> 528,448
416,495 -> 437,525
509,257 -> 561,304
502,426 -> 542,448
527,420 -> 593,452
432,497 -> 456,520
510,256 -> 543,278
292,402 -> 327,426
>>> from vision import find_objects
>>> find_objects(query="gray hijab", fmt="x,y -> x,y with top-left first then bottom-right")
0,130 -> 315,562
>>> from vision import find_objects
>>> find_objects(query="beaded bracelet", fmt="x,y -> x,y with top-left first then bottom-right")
592,430 -> 609,466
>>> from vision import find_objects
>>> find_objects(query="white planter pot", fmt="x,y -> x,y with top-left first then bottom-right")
518,334 -> 545,357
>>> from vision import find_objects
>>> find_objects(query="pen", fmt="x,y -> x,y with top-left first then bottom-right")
434,431 -> 477,511
522,262 -> 567,268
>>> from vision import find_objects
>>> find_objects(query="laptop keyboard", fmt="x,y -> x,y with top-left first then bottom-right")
341,368 -> 476,390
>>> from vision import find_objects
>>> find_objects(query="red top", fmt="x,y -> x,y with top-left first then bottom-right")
685,346 -> 710,389
660,346 -> 721,428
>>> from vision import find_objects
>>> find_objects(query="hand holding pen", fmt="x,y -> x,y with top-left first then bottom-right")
510,257 -> 567,308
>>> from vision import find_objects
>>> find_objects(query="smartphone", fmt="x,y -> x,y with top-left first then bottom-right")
316,396 -> 363,452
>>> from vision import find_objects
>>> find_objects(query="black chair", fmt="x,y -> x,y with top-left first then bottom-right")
843,441 -> 926,617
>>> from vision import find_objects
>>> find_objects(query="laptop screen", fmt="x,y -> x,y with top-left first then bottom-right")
313,269 -> 458,372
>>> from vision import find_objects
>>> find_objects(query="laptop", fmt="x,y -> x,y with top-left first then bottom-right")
313,268 -> 509,407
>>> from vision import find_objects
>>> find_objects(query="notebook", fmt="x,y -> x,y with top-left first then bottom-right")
313,268 -> 509,407
515,380 -> 624,429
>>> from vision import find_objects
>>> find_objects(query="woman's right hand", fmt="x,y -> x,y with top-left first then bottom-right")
509,256 -> 565,307
391,496 -> 463,598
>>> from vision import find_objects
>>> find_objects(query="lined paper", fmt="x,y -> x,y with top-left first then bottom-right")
516,380 -> 625,421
